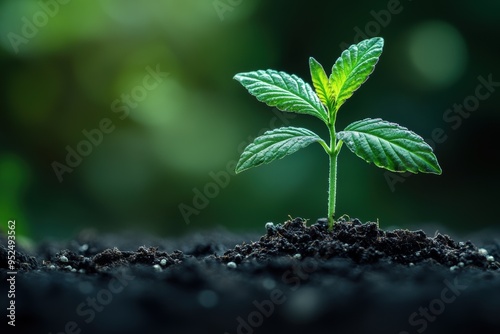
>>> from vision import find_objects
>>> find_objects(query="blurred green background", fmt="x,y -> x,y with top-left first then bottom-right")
1,0 -> 499,240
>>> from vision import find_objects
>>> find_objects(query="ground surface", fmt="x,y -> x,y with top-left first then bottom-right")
1,218 -> 500,334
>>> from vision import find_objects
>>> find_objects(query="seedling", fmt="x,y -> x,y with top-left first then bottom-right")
234,37 -> 442,228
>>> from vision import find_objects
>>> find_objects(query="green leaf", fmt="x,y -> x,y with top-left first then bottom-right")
234,70 -> 328,123
309,57 -> 334,110
330,37 -> 384,110
235,127 -> 325,173
337,118 -> 442,174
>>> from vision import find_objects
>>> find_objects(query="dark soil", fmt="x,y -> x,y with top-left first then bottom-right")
1,218 -> 500,334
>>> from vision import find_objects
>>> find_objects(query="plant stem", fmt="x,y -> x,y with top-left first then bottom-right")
328,151 -> 338,228
327,112 -> 338,229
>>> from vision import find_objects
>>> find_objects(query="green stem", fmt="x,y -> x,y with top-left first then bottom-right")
327,112 -> 338,229
328,151 -> 338,228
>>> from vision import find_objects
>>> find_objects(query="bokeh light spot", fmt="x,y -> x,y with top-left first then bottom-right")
407,21 -> 467,89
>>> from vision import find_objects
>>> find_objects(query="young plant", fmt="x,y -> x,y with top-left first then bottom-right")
233,37 -> 442,228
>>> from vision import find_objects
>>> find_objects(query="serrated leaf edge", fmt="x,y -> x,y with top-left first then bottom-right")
329,37 -> 384,109
235,126 -> 326,173
234,70 -> 328,123
337,118 -> 442,174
